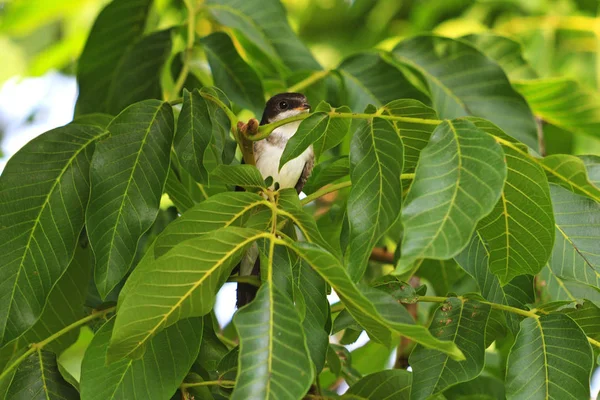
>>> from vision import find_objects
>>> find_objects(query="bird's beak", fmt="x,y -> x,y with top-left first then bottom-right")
295,102 -> 311,111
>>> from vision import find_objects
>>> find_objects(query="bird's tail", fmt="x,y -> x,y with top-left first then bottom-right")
236,242 -> 260,308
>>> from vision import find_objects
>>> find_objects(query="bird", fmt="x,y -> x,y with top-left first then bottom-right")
236,92 -> 314,308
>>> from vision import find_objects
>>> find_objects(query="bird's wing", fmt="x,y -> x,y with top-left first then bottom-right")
295,155 -> 314,194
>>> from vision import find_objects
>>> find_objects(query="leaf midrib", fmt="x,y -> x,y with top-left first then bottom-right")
101,104 -> 163,293
4,128 -> 107,337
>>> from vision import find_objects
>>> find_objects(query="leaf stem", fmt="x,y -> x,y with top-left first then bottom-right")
0,306 -> 115,381
252,111 -> 442,141
301,181 -> 351,205
287,70 -> 330,92
168,0 -> 196,101
418,295 -> 540,319
588,336 -> 600,349
180,379 -> 236,389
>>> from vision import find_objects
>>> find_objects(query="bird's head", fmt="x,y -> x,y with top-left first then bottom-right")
260,92 -> 310,125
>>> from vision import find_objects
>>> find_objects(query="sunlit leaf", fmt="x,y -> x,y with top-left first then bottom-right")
410,297 -> 491,400
80,317 -> 202,400
232,281 -> 313,400
477,145 -> 554,284
0,123 -> 104,345
108,228 -> 264,361
514,78 -> 600,140
86,100 -> 174,298
399,119 -> 506,271
505,314 -> 593,400
155,191 -> 270,257
392,35 -> 538,148
211,164 -> 267,191
346,116 -> 403,280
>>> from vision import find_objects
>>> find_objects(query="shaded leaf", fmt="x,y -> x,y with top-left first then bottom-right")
392,35 -> 538,148
462,33 -> 538,80
399,119 -> 506,271
455,234 -> 534,334
289,241 -> 464,359
477,145 -> 554,284
0,123 -> 104,345
75,0 -> 152,114
346,117 -> 403,280
7,350 -> 78,400
338,52 -> 430,112
540,154 -> 600,202
418,259 -> 465,297
211,164 -> 267,191
232,281 -> 313,400
559,301 -> 600,340
540,266 -> 600,307
443,375 -> 506,400
108,228 -> 263,361
280,103 -> 352,168
86,100 -> 174,298
80,317 -> 202,400
201,32 -> 264,116
514,78 -> 600,140
581,155 -> 600,187
547,184 -> 600,289
205,0 -> 320,74
155,191 -> 270,257
409,298 -> 491,400
505,314 -> 593,400
345,369 -> 411,400
380,99 -> 438,172
302,156 -> 349,194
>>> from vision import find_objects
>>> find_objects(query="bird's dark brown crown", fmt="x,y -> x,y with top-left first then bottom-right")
260,93 -> 310,125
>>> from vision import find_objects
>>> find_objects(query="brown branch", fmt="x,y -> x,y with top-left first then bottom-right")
370,247 -> 395,264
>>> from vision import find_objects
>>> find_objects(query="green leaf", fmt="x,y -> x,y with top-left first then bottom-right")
76,0 -> 170,115
232,281 -> 313,400
174,89 -> 214,184
505,314 -> 593,400
277,188 -> 337,255
337,52 -> 430,112
541,154 -> 600,203
6,350 -> 78,399
418,259 -> 465,297
165,165 -> 207,213
80,317 -> 202,400
73,113 -> 114,129
303,156 -> 349,194
399,119 -> 506,271
346,369 -> 411,400
280,103 -> 352,168
477,145 -> 554,284
461,33 -> 538,80
295,258 -> 330,372
197,314 -> 229,374
559,301 -> 600,340
514,78 -> 600,140
547,184 -> 600,288
201,32 -> 264,116
443,375 -> 506,400
392,35 -> 538,148
205,0 -> 320,74
0,123 -> 104,345
581,155 -> 600,186
380,99 -> 438,172
108,228 -> 263,361
455,234 -> 534,334
86,100 -> 174,298
155,191 -> 270,257
409,298 -> 491,400
75,0 -> 151,114
211,164 -> 267,191
540,266 -> 600,307
346,117 -> 404,280
289,241 -> 464,359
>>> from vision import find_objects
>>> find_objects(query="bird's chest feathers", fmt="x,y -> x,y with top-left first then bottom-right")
255,122 -> 313,189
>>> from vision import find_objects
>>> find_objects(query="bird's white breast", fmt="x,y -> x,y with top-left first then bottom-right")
255,121 -> 313,190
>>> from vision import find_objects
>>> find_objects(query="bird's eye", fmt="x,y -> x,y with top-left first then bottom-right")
279,101 -> 288,109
